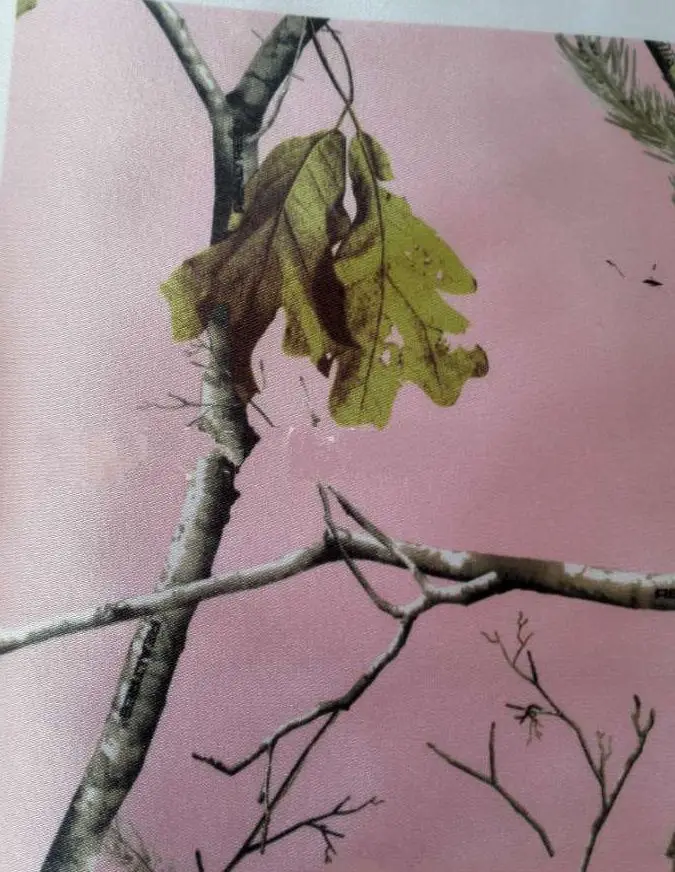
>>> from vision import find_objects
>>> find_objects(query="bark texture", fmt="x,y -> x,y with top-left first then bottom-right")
41,7 -> 325,870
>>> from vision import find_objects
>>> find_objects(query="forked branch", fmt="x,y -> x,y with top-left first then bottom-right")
428,722 -> 554,857
192,489 -> 496,868
475,615 -> 655,871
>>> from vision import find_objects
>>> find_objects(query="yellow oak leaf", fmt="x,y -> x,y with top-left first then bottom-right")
330,132 -> 488,428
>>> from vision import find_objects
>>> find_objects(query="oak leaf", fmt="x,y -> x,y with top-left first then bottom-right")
160,129 -> 354,404
329,132 -> 488,428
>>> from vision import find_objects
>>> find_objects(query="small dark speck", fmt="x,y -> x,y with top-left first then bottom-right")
643,277 -> 664,287
605,259 -> 625,278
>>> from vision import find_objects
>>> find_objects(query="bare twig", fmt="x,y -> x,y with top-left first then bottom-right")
483,615 -> 656,872
193,618 -> 416,777
248,400 -> 275,428
580,695 -> 655,872
308,20 -> 354,119
258,744 -> 274,853
428,723 -> 554,857
325,24 -> 354,107
318,484 -> 404,617
484,615 -> 614,786
327,485 -> 429,591
220,714 -> 340,871
245,795 -> 383,863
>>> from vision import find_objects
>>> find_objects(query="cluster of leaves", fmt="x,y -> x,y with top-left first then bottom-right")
162,128 -> 487,428
556,35 -> 675,201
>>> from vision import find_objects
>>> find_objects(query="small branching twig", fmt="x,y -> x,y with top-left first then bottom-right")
580,694 -> 655,871
189,488 -> 497,869
481,614 -> 656,871
197,705 -> 380,870
217,715 -> 337,870
246,795 -> 383,864
208,714 -> 379,871
428,722 -> 554,857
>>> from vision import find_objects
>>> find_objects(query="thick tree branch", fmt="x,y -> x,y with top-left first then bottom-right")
143,2 -> 226,113
41,8 -> 324,871
225,15 -> 327,132
7,533 -> 675,658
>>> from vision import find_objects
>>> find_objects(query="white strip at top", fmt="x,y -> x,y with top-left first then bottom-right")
1,0 -> 675,181
177,0 -> 675,40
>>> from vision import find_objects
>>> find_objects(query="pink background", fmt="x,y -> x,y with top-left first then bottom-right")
2,2 -> 675,870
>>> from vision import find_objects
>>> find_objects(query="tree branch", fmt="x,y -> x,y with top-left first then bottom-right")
219,715 -> 340,870
225,15 -> 327,132
193,616 -> 420,777
7,531 -> 675,658
143,2 -> 226,113
40,8 -> 325,871
242,795 -> 383,865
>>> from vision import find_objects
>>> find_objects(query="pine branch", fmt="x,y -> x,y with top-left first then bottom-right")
646,41 -> 675,99
556,34 -> 675,201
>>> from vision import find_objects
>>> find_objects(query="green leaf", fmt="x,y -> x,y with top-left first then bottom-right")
160,129 -> 355,404
330,132 -> 488,428
16,0 -> 37,16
